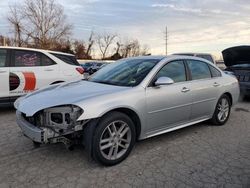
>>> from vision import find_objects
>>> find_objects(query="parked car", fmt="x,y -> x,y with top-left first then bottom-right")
88,62 -> 105,74
173,53 -> 216,64
223,46 -> 250,96
0,46 -> 84,106
80,62 -> 104,74
80,62 -> 93,72
216,60 -> 226,70
15,55 -> 239,166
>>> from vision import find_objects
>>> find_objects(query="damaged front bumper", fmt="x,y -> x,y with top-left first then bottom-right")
16,110 -> 86,144
16,111 -> 45,143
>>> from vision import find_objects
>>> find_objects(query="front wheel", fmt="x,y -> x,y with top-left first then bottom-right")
211,94 -> 231,125
92,112 -> 136,166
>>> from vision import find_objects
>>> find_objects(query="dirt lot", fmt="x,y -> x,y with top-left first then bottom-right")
0,98 -> 250,188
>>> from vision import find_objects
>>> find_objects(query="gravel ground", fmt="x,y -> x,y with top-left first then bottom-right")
0,98 -> 249,188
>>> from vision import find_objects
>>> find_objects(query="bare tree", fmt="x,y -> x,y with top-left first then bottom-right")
74,40 -> 86,59
7,4 -> 24,46
0,35 -> 13,46
51,39 -> 74,54
96,33 -> 117,59
119,39 -> 150,58
7,0 -> 72,49
140,44 -> 150,56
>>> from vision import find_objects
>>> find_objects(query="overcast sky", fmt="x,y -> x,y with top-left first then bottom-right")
1,0 -> 250,59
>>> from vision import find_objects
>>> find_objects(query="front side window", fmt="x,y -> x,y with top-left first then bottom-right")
187,60 -> 211,80
14,50 -> 41,67
89,58 -> 161,87
155,60 -> 186,83
0,49 -> 7,67
42,54 -> 56,66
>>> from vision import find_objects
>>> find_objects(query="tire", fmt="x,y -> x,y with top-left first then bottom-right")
92,112 -> 136,166
211,94 -> 231,125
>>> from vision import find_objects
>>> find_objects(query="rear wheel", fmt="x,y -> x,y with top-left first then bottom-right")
211,94 -> 231,125
92,112 -> 136,166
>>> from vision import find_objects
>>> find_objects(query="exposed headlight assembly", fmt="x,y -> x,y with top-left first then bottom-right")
43,105 -> 83,131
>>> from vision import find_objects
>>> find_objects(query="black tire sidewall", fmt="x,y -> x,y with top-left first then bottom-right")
92,112 -> 136,166
212,95 -> 231,125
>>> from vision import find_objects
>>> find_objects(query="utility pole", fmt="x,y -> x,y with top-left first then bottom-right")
3,37 -> 6,46
165,26 -> 168,55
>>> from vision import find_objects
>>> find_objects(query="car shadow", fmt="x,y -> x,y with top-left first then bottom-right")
241,95 -> 250,102
0,106 -> 15,114
33,122 -> 209,168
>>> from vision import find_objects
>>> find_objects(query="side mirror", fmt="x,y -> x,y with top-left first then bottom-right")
154,77 -> 174,86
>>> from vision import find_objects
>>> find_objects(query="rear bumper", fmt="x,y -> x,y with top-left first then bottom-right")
16,111 -> 44,143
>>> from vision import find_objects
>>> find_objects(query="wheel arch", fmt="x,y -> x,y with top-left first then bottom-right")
101,107 -> 142,140
50,81 -> 64,85
223,92 -> 233,105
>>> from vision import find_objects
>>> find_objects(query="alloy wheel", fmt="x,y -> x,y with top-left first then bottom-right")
217,98 -> 230,122
99,120 -> 132,160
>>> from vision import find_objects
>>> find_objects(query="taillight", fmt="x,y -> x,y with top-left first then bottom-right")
76,67 -> 84,74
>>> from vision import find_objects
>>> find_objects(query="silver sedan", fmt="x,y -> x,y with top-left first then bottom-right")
15,55 -> 240,165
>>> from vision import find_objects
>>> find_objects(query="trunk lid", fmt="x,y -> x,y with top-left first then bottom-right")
222,46 -> 250,67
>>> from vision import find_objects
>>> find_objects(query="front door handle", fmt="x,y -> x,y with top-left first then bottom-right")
213,82 -> 220,87
181,87 -> 190,93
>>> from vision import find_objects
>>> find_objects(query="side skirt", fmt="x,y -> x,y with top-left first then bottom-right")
144,118 -> 210,139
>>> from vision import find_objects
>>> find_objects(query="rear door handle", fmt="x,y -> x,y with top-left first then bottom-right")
181,87 -> 190,93
44,69 -> 54,71
0,70 -> 7,73
213,82 -> 220,87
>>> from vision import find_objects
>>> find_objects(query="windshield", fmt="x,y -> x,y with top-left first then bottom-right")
89,58 -> 161,87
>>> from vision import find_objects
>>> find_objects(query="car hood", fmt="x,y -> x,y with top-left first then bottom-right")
222,46 -> 250,67
15,80 -> 128,116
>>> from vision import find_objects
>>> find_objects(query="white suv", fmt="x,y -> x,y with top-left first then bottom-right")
0,46 -> 84,106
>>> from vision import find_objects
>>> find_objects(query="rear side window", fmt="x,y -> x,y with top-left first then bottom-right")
0,49 -> 7,67
50,53 -> 79,66
156,60 -> 186,83
14,50 -> 41,67
42,54 -> 56,66
209,65 -> 221,77
187,60 -> 211,80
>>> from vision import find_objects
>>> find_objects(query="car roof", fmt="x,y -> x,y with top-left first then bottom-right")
135,55 -> 166,59
121,55 -> 215,65
173,53 -> 212,56
124,55 -> 166,61
167,55 -> 217,66
0,46 -> 74,56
